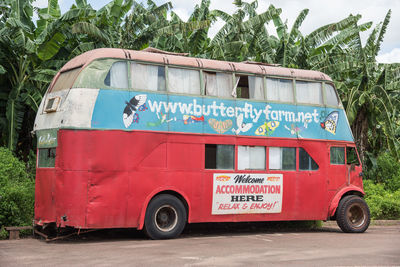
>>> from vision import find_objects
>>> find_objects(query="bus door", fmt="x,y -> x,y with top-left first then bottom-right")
296,144 -> 326,218
327,145 -> 347,192
346,145 -> 362,188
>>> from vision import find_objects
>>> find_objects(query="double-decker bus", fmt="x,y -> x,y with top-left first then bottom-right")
34,48 -> 370,239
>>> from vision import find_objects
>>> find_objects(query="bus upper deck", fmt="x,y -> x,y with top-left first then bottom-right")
34,48 -> 348,143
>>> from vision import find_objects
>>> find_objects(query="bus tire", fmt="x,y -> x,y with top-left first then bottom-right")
144,194 -> 187,239
336,195 -> 370,233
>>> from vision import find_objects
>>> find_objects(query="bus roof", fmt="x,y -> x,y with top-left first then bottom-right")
60,48 -> 332,82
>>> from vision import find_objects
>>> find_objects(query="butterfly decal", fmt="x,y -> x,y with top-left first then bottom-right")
208,119 -> 233,134
232,113 -> 252,135
255,121 -> 280,136
183,115 -> 204,124
321,111 -> 339,135
285,124 -> 304,138
123,94 -> 147,128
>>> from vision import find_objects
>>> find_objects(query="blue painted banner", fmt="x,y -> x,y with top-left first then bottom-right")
91,89 -> 353,141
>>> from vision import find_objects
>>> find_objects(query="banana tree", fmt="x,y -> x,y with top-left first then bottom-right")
325,10 -> 399,162
209,0 -> 281,61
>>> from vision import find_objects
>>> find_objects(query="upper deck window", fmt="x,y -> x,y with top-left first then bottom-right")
131,62 -> 165,91
249,76 -> 264,100
104,61 -> 128,88
266,78 -> 294,103
204,72 -> 233,98
168,67 -> 200,95
235,76 -> 264,100
51,67 -> 81,92
325,83 -> 340,106
296,81 -> 323,105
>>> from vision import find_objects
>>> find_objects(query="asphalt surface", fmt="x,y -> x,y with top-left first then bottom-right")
0,221 -> 399,266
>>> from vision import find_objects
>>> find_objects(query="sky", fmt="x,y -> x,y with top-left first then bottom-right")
33,0 -> 400,63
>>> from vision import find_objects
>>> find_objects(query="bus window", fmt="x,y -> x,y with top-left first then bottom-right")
330,147 -> 345,164
266,78 -> 294,103
104,61 -> 128,88
205,144 -> 234,169
249,76 -> 264,100
238,146 -> 266,170
269,147 -> 296,170
235,76 -> 249,99
296,81 -> 323,105
299,148 -> 319,170
131,62 -> 165,91
51,67 -> 81,92
204,72 -> 233,98
38,148 -> 56,168
346,147 -> 360,165
168,67 -> 200,95
325,83 -> 340,106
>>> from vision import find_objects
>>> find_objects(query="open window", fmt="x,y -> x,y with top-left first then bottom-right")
234,75 -> 265,100
235,75 -> 249,99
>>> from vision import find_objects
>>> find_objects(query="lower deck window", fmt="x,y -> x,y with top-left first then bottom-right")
269,147 -> 296,170
299,148 -> 319,170
205,144 -> 234,169
38,148 -> 56,168
238,146 -> 265,170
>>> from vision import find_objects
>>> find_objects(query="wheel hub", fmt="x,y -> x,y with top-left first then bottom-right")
154,205 -> 178,232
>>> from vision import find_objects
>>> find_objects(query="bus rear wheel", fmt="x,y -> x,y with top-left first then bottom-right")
144,194 -> 187,239
336,195 -> 370,233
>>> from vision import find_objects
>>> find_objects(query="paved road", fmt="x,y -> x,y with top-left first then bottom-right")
1,222 -> 399,266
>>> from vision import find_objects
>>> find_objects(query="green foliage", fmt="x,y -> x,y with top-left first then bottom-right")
0,147 -> 35,229
364,180 -> 400,219
0,226 -> 8,240
366,152 -> 400,191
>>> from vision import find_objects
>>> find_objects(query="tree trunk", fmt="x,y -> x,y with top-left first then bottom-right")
351,104 -> 369,164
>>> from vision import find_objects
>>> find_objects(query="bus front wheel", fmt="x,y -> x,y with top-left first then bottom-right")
336,195 -> 370,233
144,194 -> 187,239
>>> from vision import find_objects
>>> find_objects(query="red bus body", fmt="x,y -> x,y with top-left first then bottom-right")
34,48 -> 367,235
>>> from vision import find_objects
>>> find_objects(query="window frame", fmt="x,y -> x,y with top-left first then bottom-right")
204,144 -> 235,170
298,147 -> 319,171
330,146 -> 345,165
37,147 -> 57,168
295,80 -> 324,106
268,146 -> 297,171
265,77 -> 295,104
346,146 -> 361,166
237,145 -> 266,170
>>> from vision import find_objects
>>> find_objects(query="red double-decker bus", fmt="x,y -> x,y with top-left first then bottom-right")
34,48 -> 370,239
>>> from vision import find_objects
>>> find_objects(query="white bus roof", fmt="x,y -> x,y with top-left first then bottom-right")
60,48 -> 332,82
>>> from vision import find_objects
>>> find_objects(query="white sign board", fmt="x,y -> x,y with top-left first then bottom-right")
212,173 -> 283,215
